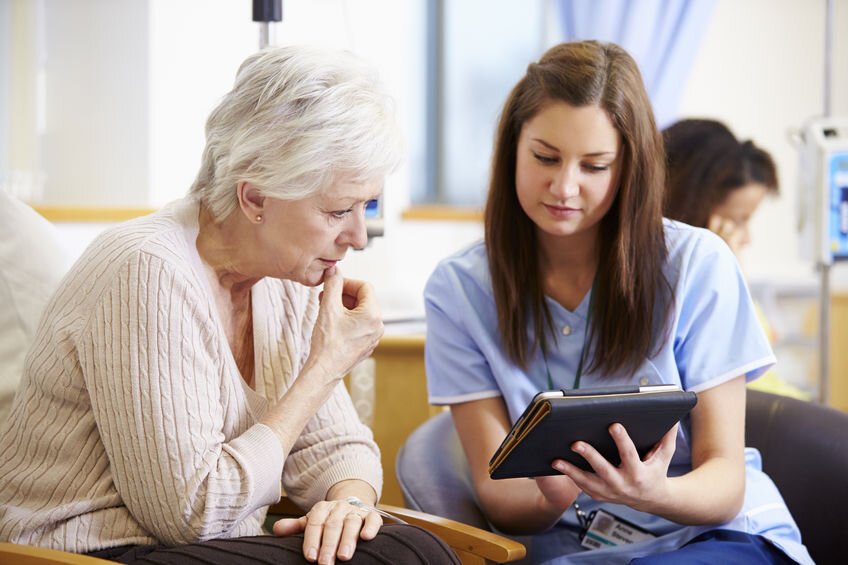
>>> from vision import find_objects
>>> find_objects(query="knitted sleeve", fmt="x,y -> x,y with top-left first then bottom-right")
262,281 -> 383,509
282,382 -> 383,508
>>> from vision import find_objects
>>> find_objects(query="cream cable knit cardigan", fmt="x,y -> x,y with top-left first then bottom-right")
0,197 -> 382,552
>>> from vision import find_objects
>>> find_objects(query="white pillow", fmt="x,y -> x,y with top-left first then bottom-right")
0,191 -> 73,424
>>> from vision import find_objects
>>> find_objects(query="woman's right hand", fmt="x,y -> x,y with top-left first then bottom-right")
261,268 -> 383,455
304,268 -> 384,386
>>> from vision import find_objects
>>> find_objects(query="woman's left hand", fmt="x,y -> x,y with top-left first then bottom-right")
708,214 -> 745,257
273,498 -> 383,564
550,423 -> 678,513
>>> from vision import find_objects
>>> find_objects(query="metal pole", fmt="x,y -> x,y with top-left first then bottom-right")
819,0 -> 834,405
824,0 -> 833,118
819,262 -> 831,404
253,0 -> 282,50
258,23 -> 271,50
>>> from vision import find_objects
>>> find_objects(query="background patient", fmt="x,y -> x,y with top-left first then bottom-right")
663,118 -> 808,400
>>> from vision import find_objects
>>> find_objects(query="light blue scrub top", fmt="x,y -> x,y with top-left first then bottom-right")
424,220 -> 812,565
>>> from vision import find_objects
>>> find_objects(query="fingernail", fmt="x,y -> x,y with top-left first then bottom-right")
306,547 -> 317,561
339,544 -> 352,558
573,443 -> 584,453
553,462 -> 566,473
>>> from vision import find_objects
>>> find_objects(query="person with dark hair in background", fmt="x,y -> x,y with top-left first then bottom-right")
423,40 -> 811,563
664,118 -> 808,400
664,118 -> 777,257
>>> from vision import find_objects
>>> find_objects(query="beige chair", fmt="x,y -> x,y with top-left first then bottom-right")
0,498 -> 525,565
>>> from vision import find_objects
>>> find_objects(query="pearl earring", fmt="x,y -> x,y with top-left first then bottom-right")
255,214 -> 263,223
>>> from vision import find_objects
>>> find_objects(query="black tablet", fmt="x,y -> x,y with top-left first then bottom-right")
488,384 -> 698,479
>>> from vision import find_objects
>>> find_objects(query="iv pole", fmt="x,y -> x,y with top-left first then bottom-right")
253,0 -> 282,49
817,0 -> 834,405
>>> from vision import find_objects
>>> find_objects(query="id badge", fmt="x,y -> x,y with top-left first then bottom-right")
578,508 -> 657,550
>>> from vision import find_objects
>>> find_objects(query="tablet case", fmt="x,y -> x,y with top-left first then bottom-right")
488,385 -> 698,479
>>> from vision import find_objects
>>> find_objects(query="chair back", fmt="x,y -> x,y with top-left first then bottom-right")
745,389 -> 848,563
396,409 -> 489,530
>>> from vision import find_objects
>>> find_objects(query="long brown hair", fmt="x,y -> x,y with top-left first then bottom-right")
484,40 -> 671,377
663,118 -> 779,228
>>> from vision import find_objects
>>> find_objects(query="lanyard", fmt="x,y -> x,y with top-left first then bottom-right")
542,287 -> 593,391
543,330 -> 589,390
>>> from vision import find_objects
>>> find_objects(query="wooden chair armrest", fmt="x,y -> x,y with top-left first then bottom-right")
378,504 -> 525,564
0,542 -> 113,564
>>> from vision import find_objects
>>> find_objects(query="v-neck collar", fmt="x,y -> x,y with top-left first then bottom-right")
544,286 -> 592,320
176,198 -> 267,404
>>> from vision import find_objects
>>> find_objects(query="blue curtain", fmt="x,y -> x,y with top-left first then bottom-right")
557,0 -> 716,128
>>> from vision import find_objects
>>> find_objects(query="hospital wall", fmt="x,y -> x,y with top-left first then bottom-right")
4,0 -> 848,392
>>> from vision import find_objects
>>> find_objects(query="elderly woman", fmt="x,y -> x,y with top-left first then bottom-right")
0,46 -> 458,565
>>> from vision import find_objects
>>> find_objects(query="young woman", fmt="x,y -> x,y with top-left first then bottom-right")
423,41 -> 810,564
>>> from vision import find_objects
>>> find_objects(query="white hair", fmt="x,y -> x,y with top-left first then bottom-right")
190,45 -> 403,221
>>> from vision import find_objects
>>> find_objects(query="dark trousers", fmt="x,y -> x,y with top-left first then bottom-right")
630,529 -> 798,564
87,524 -> 460,564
